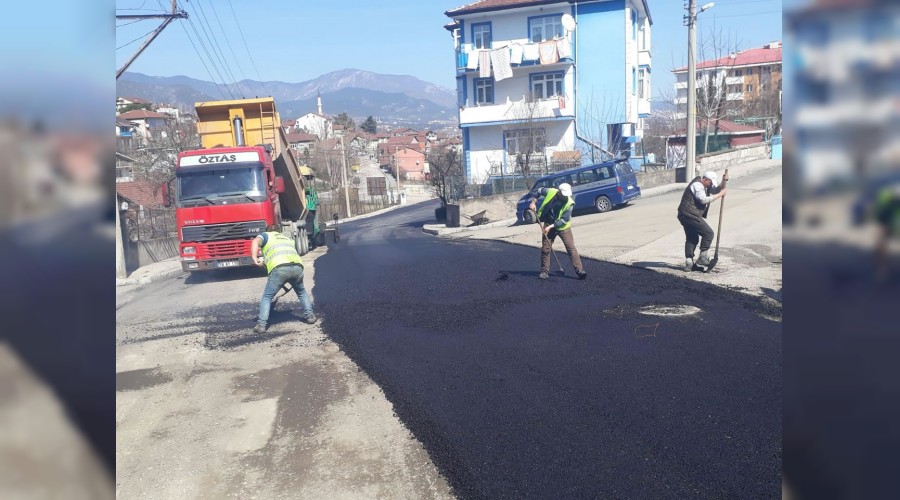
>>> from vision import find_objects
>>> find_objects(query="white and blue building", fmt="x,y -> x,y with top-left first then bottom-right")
445,0 -> 652,183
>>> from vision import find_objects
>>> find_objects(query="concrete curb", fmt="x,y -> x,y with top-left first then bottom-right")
423,217 -> 519,236
116,259 -> 185,287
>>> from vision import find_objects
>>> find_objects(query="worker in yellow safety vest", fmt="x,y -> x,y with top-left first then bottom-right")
529,183 -> 587,280
250,225 -> 316,333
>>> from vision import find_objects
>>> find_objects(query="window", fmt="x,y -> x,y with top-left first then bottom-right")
631,11 -> 637,40
578,169 -> 600,185
747,68 -> 754,76
733,69 -> 744,77
762,66 -> 772,74
474,78 -> 494,105
632,67 -> 637,95
745,84 -> 753,92
505,128 -> 546,155
530,72 -> 564,99
596,166 -> 612,180
529,15 -> 563,43
472,23 -> 492,49
638,68 -> 649,99
638,21 -> 647,50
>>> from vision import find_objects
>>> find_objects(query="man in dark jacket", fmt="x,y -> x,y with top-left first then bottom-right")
529,183 -> 587,280
678,170 -> 728,271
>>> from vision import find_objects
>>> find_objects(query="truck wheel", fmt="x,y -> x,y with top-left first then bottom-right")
300,227 -> 309,254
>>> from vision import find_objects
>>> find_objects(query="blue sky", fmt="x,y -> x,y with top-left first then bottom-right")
116,0 -> 783,101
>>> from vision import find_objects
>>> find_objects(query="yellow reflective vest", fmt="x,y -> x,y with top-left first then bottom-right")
259,231 -> 303,274
537,188 -> 575,231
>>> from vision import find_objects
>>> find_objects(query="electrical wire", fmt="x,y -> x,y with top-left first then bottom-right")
178,18 -> 229,100
186,16 -> 236,99
192,0 -> 244,98
117,19 -> 147,28
227,0 -> 271,97
117,28 -> 159,51
205,0 -> 254,98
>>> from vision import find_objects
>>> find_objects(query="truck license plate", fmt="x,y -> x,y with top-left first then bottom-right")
627,185 -> 634,190
218,260 -> 239,268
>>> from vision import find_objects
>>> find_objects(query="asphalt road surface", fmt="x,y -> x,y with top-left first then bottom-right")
313,200 -> 782,499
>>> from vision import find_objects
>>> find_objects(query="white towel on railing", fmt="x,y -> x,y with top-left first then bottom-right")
523,43 -> 540,61
479,50 -> 492,78
467,50 -> 480,70
556,36 -> 572,59
539,41 -> 559,64
509,44 -> 524,65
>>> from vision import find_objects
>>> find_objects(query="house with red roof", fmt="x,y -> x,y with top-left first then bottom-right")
117,109 -> 172,146
666,118 -> 765,155
672,42 -> 783,119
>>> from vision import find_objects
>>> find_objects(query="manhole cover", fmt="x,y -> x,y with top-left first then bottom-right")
638,305 -> 702,317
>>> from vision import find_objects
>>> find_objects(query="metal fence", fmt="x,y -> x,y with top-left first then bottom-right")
123,207 -> 177,242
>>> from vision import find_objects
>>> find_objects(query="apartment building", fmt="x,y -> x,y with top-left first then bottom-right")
788,1 -> 898,189
672,42 -> 783,120
445,0 -> 652,183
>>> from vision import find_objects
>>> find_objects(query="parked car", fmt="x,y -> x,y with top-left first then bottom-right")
516,159 -> 641,223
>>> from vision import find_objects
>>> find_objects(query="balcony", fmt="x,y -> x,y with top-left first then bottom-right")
725,76 -> 744,85
674,96 -> 687,105
726,92 -> 745,101
456,36 -> 574,74
638,99 -> 651,116
459,96 -> 574,126
674,81 -> 688,90
638,50 -> 651,67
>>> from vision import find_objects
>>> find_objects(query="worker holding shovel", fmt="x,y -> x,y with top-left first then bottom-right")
677,170 -> 728,272
529,183 -> 587,280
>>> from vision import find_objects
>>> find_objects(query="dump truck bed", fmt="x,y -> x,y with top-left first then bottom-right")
195,97 -> 307,221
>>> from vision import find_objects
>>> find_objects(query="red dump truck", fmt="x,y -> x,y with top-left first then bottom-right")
163,97 -> 310,272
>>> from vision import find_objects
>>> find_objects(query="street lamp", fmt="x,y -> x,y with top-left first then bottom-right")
685,0 -> 714,180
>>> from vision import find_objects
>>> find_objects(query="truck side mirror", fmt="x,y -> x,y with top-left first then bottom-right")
161,182 -> 172,208
274,176 -> 285,194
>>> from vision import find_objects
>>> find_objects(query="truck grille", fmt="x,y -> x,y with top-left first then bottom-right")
182,220 -> 266,242
206,240 -> 249,258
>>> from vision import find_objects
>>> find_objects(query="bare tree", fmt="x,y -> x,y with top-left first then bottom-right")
129,116 -> 199,185
426,144 -> 463,208
576,92 -> 623,163
695,26 -> 741,154
741,83 -> 782,140
504,94 -> 554,187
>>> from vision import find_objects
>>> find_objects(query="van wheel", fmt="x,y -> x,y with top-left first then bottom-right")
594,196 -> 612,213
523,209 -> 537,224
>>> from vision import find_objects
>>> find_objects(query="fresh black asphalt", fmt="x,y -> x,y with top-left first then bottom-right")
312,200 -> 782,499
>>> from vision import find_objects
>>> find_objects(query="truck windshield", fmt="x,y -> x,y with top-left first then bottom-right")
177,164 -> 266,207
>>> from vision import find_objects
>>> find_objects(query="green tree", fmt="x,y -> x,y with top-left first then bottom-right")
360,116 -> 377,134
334,112 -> 356,132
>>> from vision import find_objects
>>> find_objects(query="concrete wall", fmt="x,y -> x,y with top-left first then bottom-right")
635,167 -> 687,189
697,142 -> 769,172
133,237 -> 179,268
457,192 -> 523,223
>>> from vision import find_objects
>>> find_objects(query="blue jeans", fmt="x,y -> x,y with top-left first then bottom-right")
257,264 -> 313,327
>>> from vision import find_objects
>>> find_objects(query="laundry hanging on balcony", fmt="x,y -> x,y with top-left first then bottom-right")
479,50 -> 492,78
539,41 -> 559,64
466,50 -> 480,70
491,48 -> 513,81
509,44 -> 524,65
556,36 -> 572,59
523,43 -> 540,62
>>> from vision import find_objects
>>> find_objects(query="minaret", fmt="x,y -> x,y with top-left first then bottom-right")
317,89 -> 322,115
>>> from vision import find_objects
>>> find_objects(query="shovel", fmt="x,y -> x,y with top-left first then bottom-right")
540,223 -> 566,276
705,168 -> 728,273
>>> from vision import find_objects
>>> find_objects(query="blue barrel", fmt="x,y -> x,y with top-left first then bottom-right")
771,135 -> 782,160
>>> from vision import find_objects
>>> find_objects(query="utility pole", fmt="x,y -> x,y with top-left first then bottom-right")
339,136 -> 352,217
115,191 -> 127,279
116,0 -> 188,79
684,1 -> 714,180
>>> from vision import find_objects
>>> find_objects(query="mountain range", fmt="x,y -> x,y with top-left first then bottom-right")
117,69 -> 458,129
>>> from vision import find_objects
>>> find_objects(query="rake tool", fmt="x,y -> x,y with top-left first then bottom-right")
540,223 -> 566,276
705,168 -> 729,273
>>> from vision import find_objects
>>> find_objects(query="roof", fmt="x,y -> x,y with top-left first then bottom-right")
392,147 -> 425,157
285,132 -> 318,143
387,135 -> 419,145
672,119 -> 765,137
674,44 -> 782,72
119,96 -> 150,104
117,109 -> 171,120
116,181 -> 164,208
282,119 -> 296,126
116,118 -> 134,127
447,0 -> 652,24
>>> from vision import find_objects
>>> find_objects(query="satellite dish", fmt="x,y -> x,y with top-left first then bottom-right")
561,14 -> 576,32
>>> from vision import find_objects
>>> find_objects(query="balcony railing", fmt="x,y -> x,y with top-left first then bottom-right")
456,36 -> 574,73
460,95 -> 574,126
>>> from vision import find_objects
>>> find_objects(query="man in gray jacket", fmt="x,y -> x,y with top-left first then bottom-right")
677,170 -> 728,271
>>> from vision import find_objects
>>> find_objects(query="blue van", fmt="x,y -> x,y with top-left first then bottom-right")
516,160 -> 641,223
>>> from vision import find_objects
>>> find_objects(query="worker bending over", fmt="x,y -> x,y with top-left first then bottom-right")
677,170 -> 728,271
529,183 -> 587,280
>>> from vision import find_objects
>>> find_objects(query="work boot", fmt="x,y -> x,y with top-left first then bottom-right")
305,314 -> 318,325
577,269 -> 587,280
683,258 -> 694,272
253,323 -> 267,334
696,251 -> 711,266
539,270 -> 549,280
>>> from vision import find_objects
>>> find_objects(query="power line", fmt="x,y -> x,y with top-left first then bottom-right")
227,0 -> 271,97
178,18 -> 228,100
205,0 -> 254,98
190,0 -> 244,98
117,19 -> 148,28
709,10 -> 782,18
117,28 -> 160,50
117,0 -> 151,10
186,15 -> 236,99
